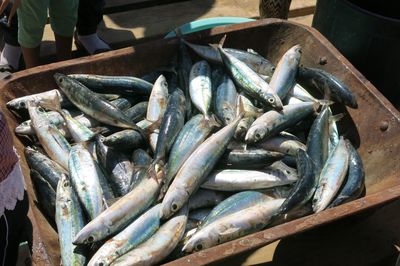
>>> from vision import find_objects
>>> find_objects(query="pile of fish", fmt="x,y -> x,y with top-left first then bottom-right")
8,35 -> 365,266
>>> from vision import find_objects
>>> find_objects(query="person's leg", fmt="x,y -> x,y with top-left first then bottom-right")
54,34 -> 73,62
20,47 -> 40,69
0,3 -> 21,70
75,0 -> 110,54
49,0 -> 78,61
17,0 -> 48,68
76,0 -> 104,36
0,191 -> 29,266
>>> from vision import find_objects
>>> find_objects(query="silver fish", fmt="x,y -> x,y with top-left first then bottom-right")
147,75 -> 169,152
245,102 -> 318,143
188,189 -> 226,211
161,114 -> 243,219
269,45 -> 302,99
313,137 -> 349,212
7,89 -> 68,114
27,102 -> 71,169
161,114 -> 214,199
199,191 -> 274,230
112,205 -> 188,266
215,75 -> 237,125
183,198 -> 284,252
73,177 -> 159,244
189,60 -> 212,119
87,204 -> 162,266
25,146 -> 67,190
257,132 -> 306,156
217,43 -> 283,110
201,168 -> 298,191
56,175 -> 87,266
54,73 -> 144,133
69,143 -> 105,220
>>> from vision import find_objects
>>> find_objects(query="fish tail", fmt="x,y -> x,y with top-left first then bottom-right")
208,114 -> 222,128
329,113 -> 345,123
146,161 -> 165,184
209,34 -> 227,50
143,118 -> 162,136
317,99 -> 335,106
39,93 -> 62,113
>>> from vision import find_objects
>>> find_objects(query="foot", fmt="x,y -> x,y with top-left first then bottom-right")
1,43 -> 21,71
75,32 -> 111,55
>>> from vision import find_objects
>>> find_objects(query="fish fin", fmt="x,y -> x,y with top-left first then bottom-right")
208,114 -> 222,128
218,34 -> 227,47
146,161 -> 165,184
143,118 -> 162,135
316,99 -> 335,106
40,94 -> 62,112
236,94 -> 246,118
219,227 -> 240,236
90,127 -> 105,136
330,113 -> 345,123
103,198 -> 109,209
247,48 -> 258,55
208,34 -> 227,49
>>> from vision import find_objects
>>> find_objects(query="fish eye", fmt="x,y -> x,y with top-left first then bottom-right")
19,101 -> 26,108
226,117 -> 231,122
171,203 -> 179,212
63,181 -> 69,187
195,243 -> 203,251
98,263 -> 104,266
87,235 -> 95,243
268,98 -> 275,103
255,133 -> 261,140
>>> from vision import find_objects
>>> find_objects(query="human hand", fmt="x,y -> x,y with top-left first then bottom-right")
0,0 -> 21,26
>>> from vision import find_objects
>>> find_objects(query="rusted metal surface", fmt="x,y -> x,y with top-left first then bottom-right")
0,19 -> 399,265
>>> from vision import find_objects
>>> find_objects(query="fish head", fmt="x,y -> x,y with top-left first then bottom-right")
15,124 -> 32,136
73,222 -> 105,245
24,146 -> 37,158
6,99 -> 28,114
223,111 -> 236,126
262,92 -> 283,111
161,189 -> 187,219
245,127 -> 265,144
54,73 -> 71,92
290,44 -> 302,55
182,230 -> 217,253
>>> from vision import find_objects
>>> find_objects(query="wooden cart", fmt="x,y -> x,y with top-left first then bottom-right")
1,19 -> 399,265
